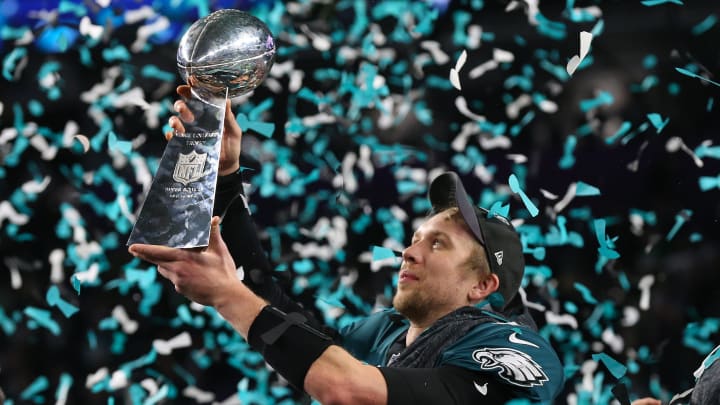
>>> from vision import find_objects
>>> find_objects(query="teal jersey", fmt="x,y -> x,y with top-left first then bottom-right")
339,308 -> 564,402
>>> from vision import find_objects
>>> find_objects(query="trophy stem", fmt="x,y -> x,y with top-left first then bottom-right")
127,91 -> 228,248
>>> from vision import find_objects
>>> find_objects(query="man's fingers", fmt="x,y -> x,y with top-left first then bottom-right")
208,216 -> 223,250
129,244 -> 184,264
168,116 -> 186,134
173,100 -> 195,123
155,265 -> 177,284
177,85 -> 192,99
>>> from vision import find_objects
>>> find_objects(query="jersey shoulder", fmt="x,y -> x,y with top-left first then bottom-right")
439,320 -> 565,401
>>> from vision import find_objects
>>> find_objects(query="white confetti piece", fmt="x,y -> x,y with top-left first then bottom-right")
468,59 -> 499,79
370,24 -> 387,46
79,16 -> 104,40
112,305 -> 138,334
0,128 -> 18,144
537,99 -> 558,113
506,94 -> 532,119
85,368 -> 109,388
467,25 -> 483,49
183,386 -> 215,403
545,311 -> 579,329
666,136 -> 704,167
0,200 -> 30,227
451,122 -> 480,151
140,378 -> 159,395
601,328 -> 624,353
132,16 -> 170,53
49,249 -> 65,283
21,176 -> 50,194
506,153 -> 528,163
638,274 -> 654,310
449,49 -> 468,90
109,370 -> 128,389
112,87 -> 151,111
30,134 -> 58,160
480,134 -> 512,150
553,182 -> 578,213
153,331 -> 192,355
493,48 -> 514,63
621,306 -> 640,327
300,25 -> 331,52
95,0 -> 111,7
124,5 -> 156,24
566,31 -> 593,76
455,96 -> 486,122
540,189 -> 559,200
420,41 -> 450,65
10,266 -> 22,290
73,262 -> 100,284
449,68 -> 461,90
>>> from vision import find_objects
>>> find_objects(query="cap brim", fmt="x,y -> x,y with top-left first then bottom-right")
429,172 -> 485,246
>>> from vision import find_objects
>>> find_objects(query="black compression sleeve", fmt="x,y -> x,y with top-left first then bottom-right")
215,171 -> 334,335
379,366 -> 516,405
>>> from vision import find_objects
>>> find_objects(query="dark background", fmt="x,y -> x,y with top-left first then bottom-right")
1,0 -> 719,403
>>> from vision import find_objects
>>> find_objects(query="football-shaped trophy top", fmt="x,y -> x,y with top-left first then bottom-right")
177,9 -> 276,99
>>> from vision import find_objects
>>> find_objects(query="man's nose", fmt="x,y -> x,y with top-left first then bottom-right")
402,244 -> 420,264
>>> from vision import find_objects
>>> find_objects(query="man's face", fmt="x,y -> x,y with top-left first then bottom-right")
393,210 -> 483,325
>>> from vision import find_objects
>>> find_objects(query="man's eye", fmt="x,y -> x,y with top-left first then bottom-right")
432,239 -> 441,248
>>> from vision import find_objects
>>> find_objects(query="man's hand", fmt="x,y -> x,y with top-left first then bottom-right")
167,85 -> 243,176
128,216 -> 240,307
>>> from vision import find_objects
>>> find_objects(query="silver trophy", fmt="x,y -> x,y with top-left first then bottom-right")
127,9 -> 275,247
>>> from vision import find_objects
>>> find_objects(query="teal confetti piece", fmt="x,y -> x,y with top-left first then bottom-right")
46,285 -> 80,318
293,259 -> 314,274
647,113 -> 669,133
666,209 -> 692,241
508,174 -> 539,217
707,97 -> 715,111
141,64 -> 175,82
0,307 -> 16,335
20,375 -> 49,400
559,135 -> 577,169
692,14 -> 717,35
580,90 -> 614,112
575,181 -> 600,196
593,219 -> 620,259
24,306 -> 61,335
108,132 -> 133,154
605,121 -> 632,144
574,282 -> 598,304
699,174 -> 720,191
487,201 -> 510,219
237,113 -> 275,138
592,353 -> 627,379
2,47 -> 28,81
695,143 -> 720,159
641,0 -> 683,5
675,67 -> 720,87
102,45 -> 131,62
371,245 -> 400,261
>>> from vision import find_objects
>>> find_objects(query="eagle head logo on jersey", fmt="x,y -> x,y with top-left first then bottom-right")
471,347 -> 549,387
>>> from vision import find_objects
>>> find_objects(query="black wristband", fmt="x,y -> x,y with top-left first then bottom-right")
248,305 -> 333,389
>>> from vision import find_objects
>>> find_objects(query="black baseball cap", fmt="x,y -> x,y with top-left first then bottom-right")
428,171 -> 525,311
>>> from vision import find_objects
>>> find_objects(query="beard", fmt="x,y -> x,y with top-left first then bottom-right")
392,288 -> 434,324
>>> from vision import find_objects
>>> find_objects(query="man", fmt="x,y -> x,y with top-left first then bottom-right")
128,87 -> 564,404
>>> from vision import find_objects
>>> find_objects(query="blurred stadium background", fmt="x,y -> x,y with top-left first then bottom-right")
1,0 -> 719,403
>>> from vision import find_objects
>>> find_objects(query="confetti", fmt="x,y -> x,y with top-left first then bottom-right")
566,31 -> 593,75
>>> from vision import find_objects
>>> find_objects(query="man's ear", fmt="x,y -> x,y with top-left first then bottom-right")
469,273 -> 499,303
